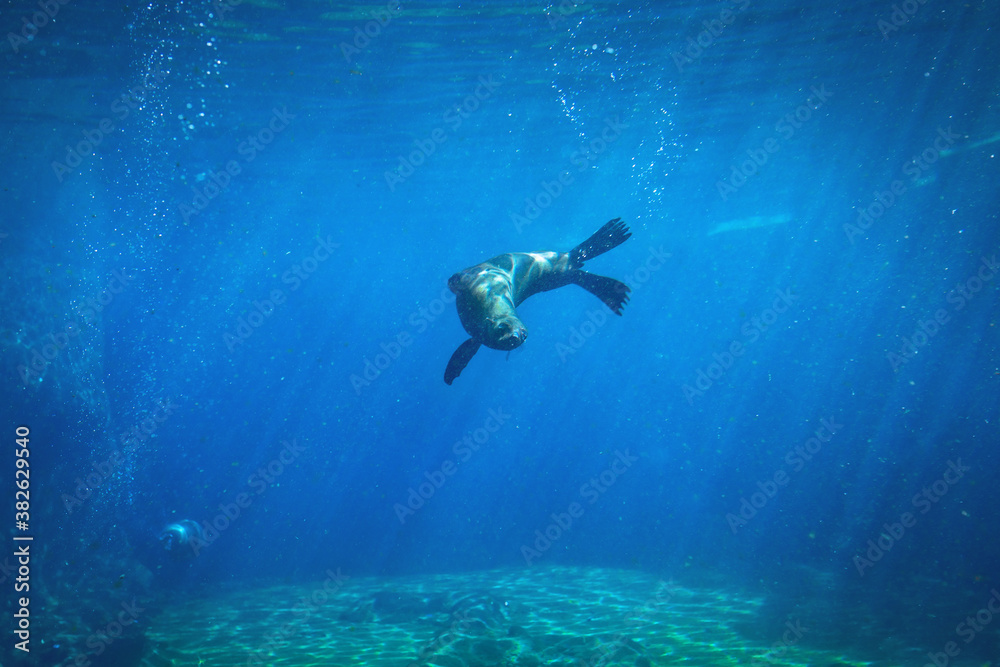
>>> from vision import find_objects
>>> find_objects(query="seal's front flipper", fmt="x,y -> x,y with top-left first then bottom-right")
569,218 -> 632,266
572,271 -> 631,315
445,338 -> 481,385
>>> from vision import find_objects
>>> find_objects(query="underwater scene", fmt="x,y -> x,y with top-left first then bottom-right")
1,1 -> 999,665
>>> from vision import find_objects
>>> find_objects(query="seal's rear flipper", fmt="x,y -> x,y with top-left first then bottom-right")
569,218 -> 632,266
572,271 -> 631,315
445,338 -> 481,385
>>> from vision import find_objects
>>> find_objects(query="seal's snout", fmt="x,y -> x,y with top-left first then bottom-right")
498,322 -> 527,349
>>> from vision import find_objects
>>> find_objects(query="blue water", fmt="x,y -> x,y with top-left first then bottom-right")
2,0 -> 999,665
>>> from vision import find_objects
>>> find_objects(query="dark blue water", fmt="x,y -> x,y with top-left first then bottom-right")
2,0 -> 998,665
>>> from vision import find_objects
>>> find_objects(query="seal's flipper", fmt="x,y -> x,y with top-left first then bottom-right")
572,270 -> 631,315
569,218 -> 632,267
445,338 -> 481,385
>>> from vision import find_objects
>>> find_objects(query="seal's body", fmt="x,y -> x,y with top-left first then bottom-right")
445,218 -> 632,384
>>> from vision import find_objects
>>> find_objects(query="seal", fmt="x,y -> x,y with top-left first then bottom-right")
444,218 -> 632,384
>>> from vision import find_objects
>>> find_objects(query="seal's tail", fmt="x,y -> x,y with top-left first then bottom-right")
569,218 -> 631,267
572,271 -> 631,315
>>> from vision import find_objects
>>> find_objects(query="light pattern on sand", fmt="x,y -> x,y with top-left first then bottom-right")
143,566 -> 875,666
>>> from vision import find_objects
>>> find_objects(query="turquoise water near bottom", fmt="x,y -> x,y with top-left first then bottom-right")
141,566 -> 877,667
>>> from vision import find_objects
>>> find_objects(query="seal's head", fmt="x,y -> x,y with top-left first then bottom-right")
159,519 -> 204,558
481,311 -> 528,351
450,270 -> 528,351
